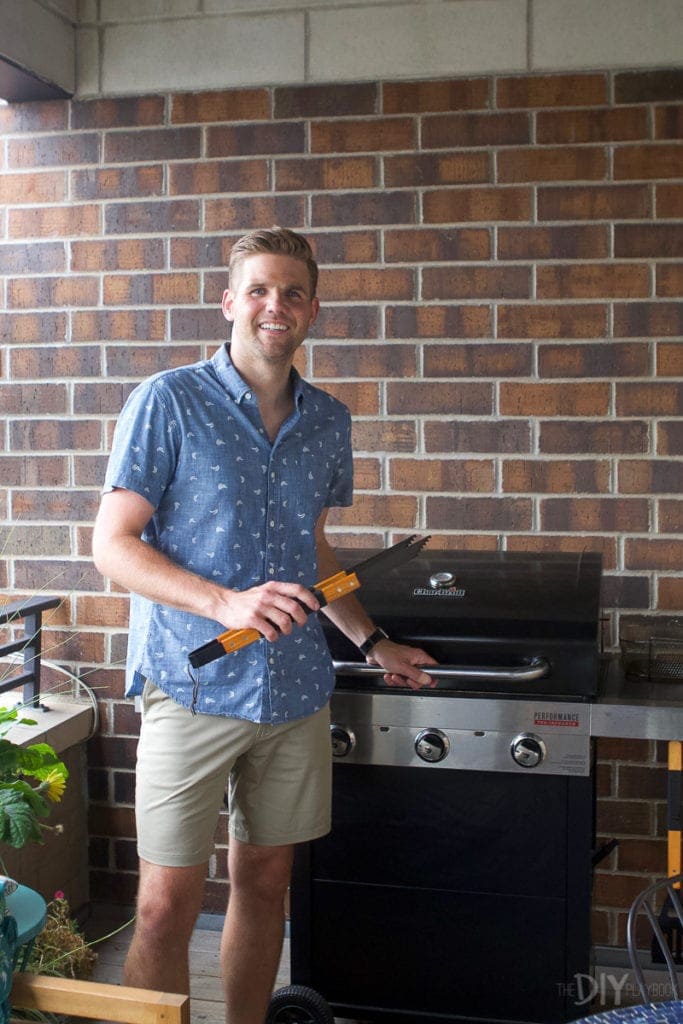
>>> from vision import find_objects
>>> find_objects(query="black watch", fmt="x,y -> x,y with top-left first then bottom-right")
359,627 -> 389,656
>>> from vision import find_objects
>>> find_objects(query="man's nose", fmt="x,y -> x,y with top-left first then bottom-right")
266,289 -> 286,312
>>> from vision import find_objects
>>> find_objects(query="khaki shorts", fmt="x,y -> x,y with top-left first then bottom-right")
135,681 -> 332,866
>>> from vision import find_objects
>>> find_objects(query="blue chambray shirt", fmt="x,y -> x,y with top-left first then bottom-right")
103,344 -> 354,723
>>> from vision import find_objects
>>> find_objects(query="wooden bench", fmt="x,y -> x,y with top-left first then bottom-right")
10,972 -> 190,1024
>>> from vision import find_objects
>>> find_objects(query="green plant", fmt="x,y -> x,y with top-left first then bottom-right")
0,706 -> 68,850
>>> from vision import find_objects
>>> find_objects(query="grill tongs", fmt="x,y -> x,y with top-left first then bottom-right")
189,534 -> 431,669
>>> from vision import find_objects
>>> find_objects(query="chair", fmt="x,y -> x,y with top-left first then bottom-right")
10,973 -> 190,1024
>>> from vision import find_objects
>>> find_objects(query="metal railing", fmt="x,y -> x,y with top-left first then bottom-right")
0,596 -> 61,705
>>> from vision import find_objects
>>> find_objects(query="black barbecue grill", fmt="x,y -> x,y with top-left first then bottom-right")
278,548 -> 602,1024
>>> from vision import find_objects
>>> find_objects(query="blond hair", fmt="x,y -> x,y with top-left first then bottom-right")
228,226 -> 319,297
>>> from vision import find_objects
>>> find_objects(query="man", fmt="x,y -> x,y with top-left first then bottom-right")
92,227 -> 435,1024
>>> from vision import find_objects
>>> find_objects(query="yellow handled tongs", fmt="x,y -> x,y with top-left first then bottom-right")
188,534 -> 430,669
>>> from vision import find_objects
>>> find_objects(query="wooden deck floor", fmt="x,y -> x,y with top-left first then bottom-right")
85,908 -> 291,1024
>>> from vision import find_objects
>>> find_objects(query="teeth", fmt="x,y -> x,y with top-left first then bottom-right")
260,322 -> 288,331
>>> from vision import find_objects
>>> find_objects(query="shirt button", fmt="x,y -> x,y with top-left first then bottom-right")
269,567 -> 275,575
269,520 -> 275,527
245,391 -> 252,400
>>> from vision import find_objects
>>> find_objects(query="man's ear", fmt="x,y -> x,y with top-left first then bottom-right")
222,289 -> 234,322
308,296 -> 320,328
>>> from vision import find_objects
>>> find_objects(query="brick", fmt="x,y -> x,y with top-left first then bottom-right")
0,455 -> 68,486
312,344 -> 416,379
422,111 -> 530,148
275,156 -> 377,192
9,204 -> 100,238
596,568 -> 650,609
0,170 -> 66,204
311,118 -> 415,153
309,305 -> 378,342
0,382 -> 67,414
541,498 -> 649,533
0,100 -> 67,133
503,459 -> 611,494
423,265 -> 530,300
76,595 -> 130,627
615,145 -> 683,181
74,454 -> 110,486
351,420 -> 417,453
496,74 -> 607,108
627,538 -> 683,572
386,305 -> 491,340
618,764 -> 668,800
506,534 -> 617,568
317,383 -> 379,416
387,381 -> 493,415
498,304 -> 607,339
170,159 -> 269,195
171,88 -> 269,124
615,69 -> 683,104
383,78 -> 489,114
597,737 -> 652,762
105,345 -> 201,378
103,127 -> 200,164
385,151 -> 489,187
166,308 -> 228,343
10,419 -> 102,453
424,342 -> 531,377
537,107 -> 648,144
657,266 -> 683,298
274,83 -> 377,119
658,499 -> 683,533
7,275 -> 99,309
317,268 -> 414,301
657,184 -> 683,217
312,191 -> 415,227
500,382 -> 610,417
2,312 -> 66,343
539,421 -> 649,454
204,195 -> 305,231
84,668 -> 125,701
8,133 -> 99,169
72,310 -> 166,342
619,460 -> 683,494
425,419 -> 531,454
11,342 -> 97,380
538,184 -> 650,221
655,105 -> 683,140
423,186 -> 532,223
12,490 -> 100,522
614,302 -> 683,338
390,458 -> 495,493
0,242 -> 65,274
72,96 -> 165,129
203,271 -> 229,304
618,382 -> 683,416
0,524 -> 70,556
659,578 -> 683,611
170,236 -> 234,269
103,272 -> 199,306
498,225 -> 608,260
71,239 -> 165,272
593,872 -> 656,910
72,165 -> 164,200
657,341 -> 683,375
384,227 -> 490,262
329,495 -> 417,529
426,496 -> 532,531
73,382 -> 136,414
105,200 -> 199,235
207,122 -> 305,157
537,263 -> 650,299
497,146 -> 606,182
593,799 -> 651,837
615,224 -> 683,258
617,838 -> 667,875
658,422 -> 683,455
538,341 -> 650,378
13,557 -> 102,593
311,231 -> 380,265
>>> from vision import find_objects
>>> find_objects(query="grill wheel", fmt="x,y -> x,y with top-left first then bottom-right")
266,985 -> 334,1024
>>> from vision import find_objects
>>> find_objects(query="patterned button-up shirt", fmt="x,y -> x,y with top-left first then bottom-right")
103,344 -> 354,722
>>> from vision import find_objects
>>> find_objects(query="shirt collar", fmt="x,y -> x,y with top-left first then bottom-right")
211,343 -> 305,406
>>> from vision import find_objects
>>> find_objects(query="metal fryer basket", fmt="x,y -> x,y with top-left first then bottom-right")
620,622 -> 683,682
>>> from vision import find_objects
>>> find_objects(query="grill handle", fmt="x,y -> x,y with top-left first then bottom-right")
332,657 -> 550,684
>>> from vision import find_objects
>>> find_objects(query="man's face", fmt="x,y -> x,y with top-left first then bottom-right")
222,253 -> 319,367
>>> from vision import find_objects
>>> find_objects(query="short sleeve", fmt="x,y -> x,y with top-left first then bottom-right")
326,406 -> 354,509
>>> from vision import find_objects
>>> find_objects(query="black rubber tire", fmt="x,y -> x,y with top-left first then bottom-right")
266,984 -> 335,1024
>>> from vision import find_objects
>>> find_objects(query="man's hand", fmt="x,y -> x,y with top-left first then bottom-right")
367,640 -> 438,690
214,581 -> 319,642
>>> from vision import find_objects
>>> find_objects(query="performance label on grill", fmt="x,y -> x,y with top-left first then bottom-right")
534,711 -> 581,727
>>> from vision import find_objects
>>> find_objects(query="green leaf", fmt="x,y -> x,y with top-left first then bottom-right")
0,789 -> 45,847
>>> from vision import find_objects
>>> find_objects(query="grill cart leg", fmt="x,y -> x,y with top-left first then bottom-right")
267,985 -> 334,1024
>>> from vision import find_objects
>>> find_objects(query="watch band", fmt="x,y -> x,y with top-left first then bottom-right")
359,626 -> 389,656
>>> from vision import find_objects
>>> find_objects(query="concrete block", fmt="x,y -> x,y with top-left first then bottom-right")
101,11 -> 305,93
77,0 -> 98,22
0,0 -> 76,94
100,0 -> 201,20
309,0 -> 528,83
75,26 -> 100,98
532,0 -> 683,70
205,0 -> 343,9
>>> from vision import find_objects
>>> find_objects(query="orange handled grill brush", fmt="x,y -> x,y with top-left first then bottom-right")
188,534 -> 431,670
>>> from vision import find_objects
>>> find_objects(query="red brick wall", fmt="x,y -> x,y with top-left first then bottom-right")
1,69 -> 682,941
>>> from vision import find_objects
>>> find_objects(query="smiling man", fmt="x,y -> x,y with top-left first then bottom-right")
92,226 -> 435,1024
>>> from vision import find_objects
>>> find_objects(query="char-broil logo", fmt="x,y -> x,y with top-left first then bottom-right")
534,710 -> 580,727
413,586 -> 467,598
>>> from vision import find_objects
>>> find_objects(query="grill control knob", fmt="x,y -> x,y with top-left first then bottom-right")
330,725 -> 355,758
415,729 -> 450,763
429,571 -> 455,589
510,733 -> 547,769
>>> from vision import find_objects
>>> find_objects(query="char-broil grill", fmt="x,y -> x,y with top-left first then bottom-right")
289,549 -> 602,1024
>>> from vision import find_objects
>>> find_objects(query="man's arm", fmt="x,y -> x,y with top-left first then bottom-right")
314,511 -> 436,690
92,488 -> 318,642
